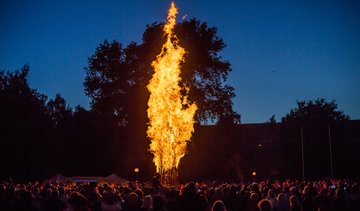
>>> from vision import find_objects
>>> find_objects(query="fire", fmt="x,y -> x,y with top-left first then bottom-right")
147,2 -> 197,183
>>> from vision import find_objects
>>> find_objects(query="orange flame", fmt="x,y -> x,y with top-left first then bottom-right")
147,2 -> 197,176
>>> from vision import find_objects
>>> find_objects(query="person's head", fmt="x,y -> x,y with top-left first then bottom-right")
69,192 -> 89,211
0,184 -> 5,195
258,199 -> 272,211
185,182 -> 196,193
335,188 -> 345,199
102,191 -> 120,206
289,195 -> 299,208
58,186 -> 65,196
127,192 -> 138,205
250,192 -> 259,202
46,188 -> 53,198
268,189 -> 275,198
52,190 -> 59,199
230,185 -> 237,195
152,194 -> 165,210
214,188 -> 223,198
277,193 -> 285,202
135,188 -> 144,199
252,183 -> 260,192
303,186 -> 310,196
211,200 -> 227,211
351,183 -> 359,195
290,186 -> 297,195
166,188 -> 178,201
22,191 -> 33,204
142,195 -> 152,210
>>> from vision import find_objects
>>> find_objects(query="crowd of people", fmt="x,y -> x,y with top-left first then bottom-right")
0,178 -> 359,211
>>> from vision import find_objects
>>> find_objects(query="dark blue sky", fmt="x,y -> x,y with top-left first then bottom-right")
1,0 -> 359,123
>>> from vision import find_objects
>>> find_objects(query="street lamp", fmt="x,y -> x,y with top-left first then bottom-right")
134,167 -> 140,181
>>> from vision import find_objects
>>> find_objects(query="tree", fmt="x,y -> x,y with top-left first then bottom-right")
280,98 -> 350,179
281,98 -> 349,124
0,65 -> 53,180
47,93 -> 73,126
84,18 -> 240,126
267,114 -> 276,124
84,41 -> 133,125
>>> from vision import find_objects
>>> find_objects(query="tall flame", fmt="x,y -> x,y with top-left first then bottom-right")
147,2 -> 197,182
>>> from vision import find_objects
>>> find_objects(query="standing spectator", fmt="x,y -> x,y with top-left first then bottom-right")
289,195 -> 300,211
275,193 -> 289,211
140,195 -> 152,211
258,199 -> 272,211
211,200 -> 227,211
153,194 -> 167,211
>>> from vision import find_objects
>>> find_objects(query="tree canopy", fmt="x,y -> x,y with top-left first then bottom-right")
281,98 -> 350,125
1,65 -> 359,181
84,18 -> 240,126
279,99 -> 350,179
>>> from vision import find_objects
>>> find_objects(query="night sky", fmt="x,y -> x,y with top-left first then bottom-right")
1,0 -> 359,123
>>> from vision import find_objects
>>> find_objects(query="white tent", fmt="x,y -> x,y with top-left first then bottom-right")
44,173 -> 70,184
103,173 -> 128,185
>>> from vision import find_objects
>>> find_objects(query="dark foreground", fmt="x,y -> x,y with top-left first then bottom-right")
0,179 -> 359,211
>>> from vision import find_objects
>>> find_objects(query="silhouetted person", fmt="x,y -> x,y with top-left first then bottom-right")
275,193 -> 288,211
331,189 -> 349,211
65,192 -> 91,211
223,185 -> 240,211
16,191 -> 39,211
265,189 -> 275,210
101,191 -> 122,211
258,199 -> 272,211
246,192 -> 259,211
238,189 -> 248,211
44,190 -> 66,211
211,200 -> 227,211
140,195 -> 152,211
177,182 -> 202,211
122,192 -> 140,211
165,189 -> 178,211
302,186 -> 315,211
349,183 -> 360,211
289,195 -> 300,211
153,194 -> 166,211
152,173 -> 162,192
198,194 -> 210,211
314,188 -> 331,211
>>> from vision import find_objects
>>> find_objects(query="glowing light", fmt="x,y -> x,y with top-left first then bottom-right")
134,168 -> 140,173
147,2 -> 197,184
252,171 -> 257,176
258,144 -> 262,147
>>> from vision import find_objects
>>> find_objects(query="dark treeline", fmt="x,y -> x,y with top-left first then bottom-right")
0,65 -> 119,181
1,18 -> 358,182
1,18 -> 241,182
1,65 -> 358,182
180,119 -> 360,182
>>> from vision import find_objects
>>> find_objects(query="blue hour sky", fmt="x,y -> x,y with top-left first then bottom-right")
1,0 -> 359,123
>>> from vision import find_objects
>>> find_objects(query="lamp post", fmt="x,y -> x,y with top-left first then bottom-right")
328,124 -> 334,179
252,171 -> 257,182
134,167 -> 140,181
301,126 -> 305,181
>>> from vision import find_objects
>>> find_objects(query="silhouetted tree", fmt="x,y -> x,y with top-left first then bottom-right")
84,19 -> 240,178
47,93 -> 73,126
267,114 -> 276,124
0,65 -> 53,180
281,98 -> 349,124
279,98 -> 350,179
84,19 -> 240,126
